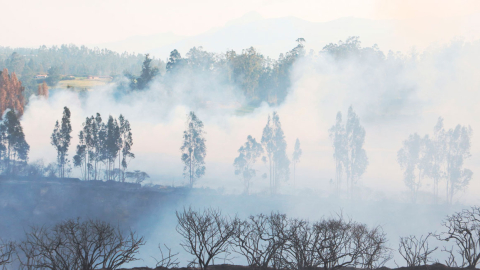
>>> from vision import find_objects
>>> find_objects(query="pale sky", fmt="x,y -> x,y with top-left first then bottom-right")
1,0 -> 480,48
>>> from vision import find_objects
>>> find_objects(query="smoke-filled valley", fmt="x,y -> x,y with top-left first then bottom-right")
1,20 -> 480,270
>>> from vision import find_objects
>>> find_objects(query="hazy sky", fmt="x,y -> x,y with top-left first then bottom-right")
2,0 -> 480,48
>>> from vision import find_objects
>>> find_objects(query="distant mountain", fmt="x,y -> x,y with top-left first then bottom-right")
147,16 -> 396,59
93,12 -> 480,59
91,32 -> 185,55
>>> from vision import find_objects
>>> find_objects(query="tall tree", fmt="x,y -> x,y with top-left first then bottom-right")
292,138 -> 302,188
329,112 -> 347,192
46,66 -> 61,86
119,115 -> 134,182
181,111 -> 207,188
0,69 -> 25,118
445,124 -> 473,204
234,135 -> 264,194
136,54 -> 159,90
344,106 -> 368,197
104,116 -> 121,181
0,110 -> 29,175
261,112 -> 290,194
166,49 -> 186,73
426,117 -> 447,204
397,133 -> 430,203
51,107 -> 72,178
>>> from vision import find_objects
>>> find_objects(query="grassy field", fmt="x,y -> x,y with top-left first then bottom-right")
57,77 -> 113,90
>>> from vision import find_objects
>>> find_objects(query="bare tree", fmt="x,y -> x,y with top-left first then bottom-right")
153,244 -> 180,268
355,225 -> 392,269
280,218 -> 317,270
17,219 -> 145,270
311,215 -> 389,270
0,239 -> 14,267
176,207 -> 237,269
398,234 -> 437,267
231,213 -> 289,268
436,206 -> 480,268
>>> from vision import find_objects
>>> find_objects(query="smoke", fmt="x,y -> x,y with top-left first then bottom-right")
11,38 -> 480,268
20,38 -> 480,202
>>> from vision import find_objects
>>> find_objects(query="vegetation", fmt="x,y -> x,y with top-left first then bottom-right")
0,68 -> 25,118
397,117 -> 472,204
329,106 -> 368,197
181,111 -> 207,188
73,113 -> 134,181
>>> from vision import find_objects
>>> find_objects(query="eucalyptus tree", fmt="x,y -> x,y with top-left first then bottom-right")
344,106 -> 368,196
104,116 -> 121,181
330,107 -> 368,197
181,111 -> 207,188
119,115 -> 134,182
261,111 -> 290,194
0,110 -> 29,175
444,124 -> 473,204
397,133 -> 430,203
329,112 -> 346,192
292,138 -> 302,188
234,135 -> 264,194
51,106 -> 72,178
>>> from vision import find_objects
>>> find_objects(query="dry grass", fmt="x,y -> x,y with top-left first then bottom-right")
57,77 -> 113,90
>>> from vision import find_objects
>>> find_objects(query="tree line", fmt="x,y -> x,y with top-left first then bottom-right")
397,117 -> 473,204
0,45 -> 156,98
0,105 -> 142,183
3,206 -> 480,269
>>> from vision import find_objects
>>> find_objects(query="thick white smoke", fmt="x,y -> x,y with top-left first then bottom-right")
20,39 -> 480,205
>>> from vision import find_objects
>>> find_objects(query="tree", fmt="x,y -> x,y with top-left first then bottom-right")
181,111 -> 207,188
37,81 -> 48,98
329,112 -> 347,192
428,117 -> 447,204
311,215 -> 390,270
261,112 -> 290,194
104,115 -> 121,180
6,52 -> 25,75
0,110 -> 29,175
51,106 -> 72,178
17,219 -> 145,270
292,138 -> 302,188
436,207 -> 480,268
234,135 -> 264,194
136,54 -> 159,90
0,239 -> 14,267
119,115 -> 134,182
397,133 -> 429,203
176,207 -> 237,269
46,66 -> 61,86
126,170 -> 149,184
166,49 -> 186,73
344,106 -> 368,197
0,68 -> 26,118
229,47 -> 265,99
444,124 -> 472,204
232,213 -> 289,268
398,234 -> 437,267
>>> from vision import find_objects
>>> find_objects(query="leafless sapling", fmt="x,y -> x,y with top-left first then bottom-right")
398,233 -> 437,267
153,244 -> 180,268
